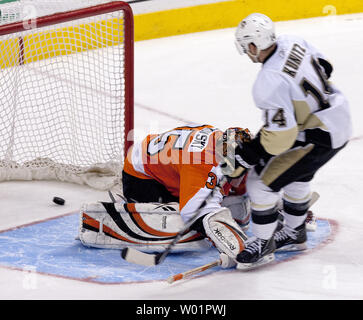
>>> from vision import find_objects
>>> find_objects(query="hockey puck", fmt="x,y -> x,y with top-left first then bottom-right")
53,197 -> 65,205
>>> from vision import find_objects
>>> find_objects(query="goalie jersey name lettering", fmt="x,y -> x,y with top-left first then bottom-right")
282,43 -> 306,78
188,127 -> 214,152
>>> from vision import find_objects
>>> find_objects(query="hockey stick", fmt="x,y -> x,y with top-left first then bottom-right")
167,259 -> 221,284
309,191 -> 320,208
166,193 -> 321,279
108,190 -> 116,203
121,177 -> 227,267
108,191 -> 128,203
278,191 -> 319,210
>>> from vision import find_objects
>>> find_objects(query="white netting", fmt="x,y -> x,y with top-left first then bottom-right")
0,2 -> 131,190
0,1 -> 112,25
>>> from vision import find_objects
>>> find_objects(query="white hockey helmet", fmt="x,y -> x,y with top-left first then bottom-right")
235,13 -> 276,56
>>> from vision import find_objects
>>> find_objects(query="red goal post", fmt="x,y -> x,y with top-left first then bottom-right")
0,1 -> 134,190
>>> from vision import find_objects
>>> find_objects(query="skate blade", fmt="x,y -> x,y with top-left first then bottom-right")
236,253 -> 275,270
275,242 -> 307,252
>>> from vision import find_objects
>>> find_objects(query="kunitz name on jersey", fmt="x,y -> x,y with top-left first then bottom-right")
282,43 -> 306,78
252,34 -> 352,151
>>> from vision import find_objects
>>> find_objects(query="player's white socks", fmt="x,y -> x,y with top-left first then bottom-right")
282,211 -> 307,229
251,220 -> 278,240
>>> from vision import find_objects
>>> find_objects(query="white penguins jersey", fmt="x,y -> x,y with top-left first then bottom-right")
252,34 -> 352,155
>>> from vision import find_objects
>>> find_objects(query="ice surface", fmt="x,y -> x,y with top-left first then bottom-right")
0,213 -> 333,284
0,13 -> 363,299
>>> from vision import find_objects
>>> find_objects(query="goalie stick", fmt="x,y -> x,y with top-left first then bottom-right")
108,190 -> 116,203
120,190 -> 320,266
108,190 -> 128,203
121,176 -> 227,267
164,191 -> 321,279
165,192 -> 321,280
166,192 -> 320,281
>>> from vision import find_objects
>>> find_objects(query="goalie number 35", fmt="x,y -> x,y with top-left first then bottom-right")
147,129 -> 193,156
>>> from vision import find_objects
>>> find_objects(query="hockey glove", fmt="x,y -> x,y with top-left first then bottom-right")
219,127 -> 260,179
220,253 -> 237,269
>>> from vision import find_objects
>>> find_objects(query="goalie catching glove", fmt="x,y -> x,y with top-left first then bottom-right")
219,128 -> 273,180
191,207 -> 248,268
218,127 -> 254,179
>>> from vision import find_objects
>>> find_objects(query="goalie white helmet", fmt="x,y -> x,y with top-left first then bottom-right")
235,13 -> 276,56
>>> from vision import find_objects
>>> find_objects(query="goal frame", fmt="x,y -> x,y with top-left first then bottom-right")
0,0 -> 134,156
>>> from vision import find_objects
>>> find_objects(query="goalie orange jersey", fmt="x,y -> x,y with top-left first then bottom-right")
123,125 -> 246,222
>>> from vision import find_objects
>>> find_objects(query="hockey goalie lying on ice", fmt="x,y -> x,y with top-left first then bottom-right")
79,125 -> 251,268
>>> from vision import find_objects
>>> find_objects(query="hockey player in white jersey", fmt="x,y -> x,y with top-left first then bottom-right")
224,13 -> 352,269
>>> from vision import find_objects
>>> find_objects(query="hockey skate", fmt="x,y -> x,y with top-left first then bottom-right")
274,223 -> 307,252
236,236 -> 275,270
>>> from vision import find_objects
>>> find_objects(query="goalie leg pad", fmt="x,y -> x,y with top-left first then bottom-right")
202,208 -> 248,259
221,194 -> 251,230
79,202 -> 210,252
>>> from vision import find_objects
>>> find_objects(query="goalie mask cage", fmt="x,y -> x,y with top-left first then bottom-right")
0,1 -> 134,190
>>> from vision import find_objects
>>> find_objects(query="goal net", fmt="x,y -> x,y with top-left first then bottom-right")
0,1 -> 134,190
